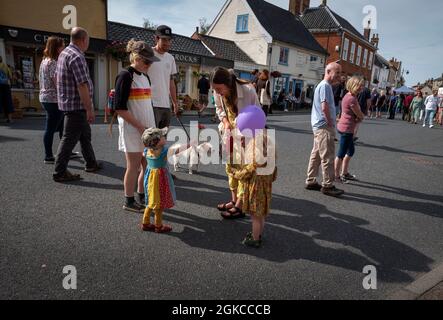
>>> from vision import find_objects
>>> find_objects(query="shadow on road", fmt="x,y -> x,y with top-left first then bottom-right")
345,181 -> 443,218
0,135 -> 27,143
358,142 -> 443,159
166,178 -> 433,283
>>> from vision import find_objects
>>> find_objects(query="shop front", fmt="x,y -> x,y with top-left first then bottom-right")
0,25 -> 108,113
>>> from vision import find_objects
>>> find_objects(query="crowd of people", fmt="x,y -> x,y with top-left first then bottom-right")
3,23 -> 440,249
333,79 -> 443,129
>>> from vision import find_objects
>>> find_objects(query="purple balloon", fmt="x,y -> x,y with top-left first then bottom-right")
236,105 -> 266,137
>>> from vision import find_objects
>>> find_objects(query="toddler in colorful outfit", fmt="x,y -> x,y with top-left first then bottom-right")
141,128 -> 176,233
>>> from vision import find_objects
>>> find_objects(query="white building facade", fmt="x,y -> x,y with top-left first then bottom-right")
208,0 -> 327,103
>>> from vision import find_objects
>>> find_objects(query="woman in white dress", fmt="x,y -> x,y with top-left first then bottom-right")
114,39 -> 159,213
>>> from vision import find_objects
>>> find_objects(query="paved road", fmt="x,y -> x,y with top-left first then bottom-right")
1,113 -> 442,300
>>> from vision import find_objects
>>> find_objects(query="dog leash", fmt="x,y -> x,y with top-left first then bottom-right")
175,115 -> 191,141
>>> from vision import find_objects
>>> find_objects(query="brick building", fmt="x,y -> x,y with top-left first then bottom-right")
296,0 -> 377,85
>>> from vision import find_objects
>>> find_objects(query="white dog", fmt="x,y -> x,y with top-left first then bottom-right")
171,142 -> 214,175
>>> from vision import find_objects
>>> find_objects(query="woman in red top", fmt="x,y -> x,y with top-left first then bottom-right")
335,76 -> 366,183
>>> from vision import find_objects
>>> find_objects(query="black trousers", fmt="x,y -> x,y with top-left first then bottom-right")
54,110 -> 97,175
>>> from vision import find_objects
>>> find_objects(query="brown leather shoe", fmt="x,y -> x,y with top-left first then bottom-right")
321,186 -> 345,197
305,182 -> 322,191
85,162 -> 103,173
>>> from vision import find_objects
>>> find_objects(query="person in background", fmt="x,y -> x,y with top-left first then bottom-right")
403,93 -> 414,121
305,62 -> 344,197
277,90 -> 287,112
387,92 -> 398,120
396,94 -> 405,117
437,95 -> 443,126
53,27 -> 101,183
410,90 -> 425,125
0,56 -> 14,123
335,76 -> 365,184
251,69 -> 259,90
39,36 -> 66,164
355,83 -> 371,140
197,74 -> 210,117
368,88 -> 379,118
148,25 -> 180,129
332,75 -> 346,119
423,90 -> 441,129
375,90 -> 387,119
256,69 -> 272,116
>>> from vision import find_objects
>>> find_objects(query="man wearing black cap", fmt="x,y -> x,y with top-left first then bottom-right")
148,25 -> 179,129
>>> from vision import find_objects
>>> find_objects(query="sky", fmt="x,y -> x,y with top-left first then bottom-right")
108,0 -> 443,86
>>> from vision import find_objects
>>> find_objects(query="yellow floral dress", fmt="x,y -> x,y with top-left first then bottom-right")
228,132 -> 277,218
223,97 -> 244,197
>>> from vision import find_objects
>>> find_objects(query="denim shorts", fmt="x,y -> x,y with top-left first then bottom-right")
337,131 -> 355,159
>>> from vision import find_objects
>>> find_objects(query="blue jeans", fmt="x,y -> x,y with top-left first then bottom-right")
423,110 -> 436,127
337,132 -> 355,159
42,102 -> 64,159
0,84 -> 14,116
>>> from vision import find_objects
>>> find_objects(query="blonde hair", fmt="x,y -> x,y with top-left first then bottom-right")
127,39 -> 141,64
346,76 -> 364,95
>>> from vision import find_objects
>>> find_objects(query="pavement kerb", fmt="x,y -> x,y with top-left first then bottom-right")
387,261 -> 443,300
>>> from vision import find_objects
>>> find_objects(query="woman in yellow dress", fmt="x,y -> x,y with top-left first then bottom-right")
210,67 -> 260,219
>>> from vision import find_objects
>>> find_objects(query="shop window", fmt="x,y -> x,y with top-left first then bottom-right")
10,46 -> 39,90
177,66 -> 187,95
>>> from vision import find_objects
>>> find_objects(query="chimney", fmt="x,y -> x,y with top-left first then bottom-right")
320,0 -> 327,6
363,20 -> 371,41
289,0 -> 311,16
370,33 -> 379,49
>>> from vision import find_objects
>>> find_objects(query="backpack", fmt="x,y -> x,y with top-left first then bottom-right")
108,68 -> 152,135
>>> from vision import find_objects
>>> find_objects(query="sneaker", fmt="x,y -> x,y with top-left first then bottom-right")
53,170 -> 82,183
353,137 -> 359,142
321,186 -> 345,197
342,173 -> 357,181
85,161 -> 103,173
123,202 -> 145,213
44,157 -> 55,164
245,232 -> 263,243
430,125 -> 434,129
423,124 -> 426,127
242,237 -> 262,248
305,182 -> 322,191
70,152 -> 81,159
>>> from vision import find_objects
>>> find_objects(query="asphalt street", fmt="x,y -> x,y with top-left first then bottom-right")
1,113 -> 442,300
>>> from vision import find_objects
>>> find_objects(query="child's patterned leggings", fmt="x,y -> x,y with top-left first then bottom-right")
143,208 -> 163,227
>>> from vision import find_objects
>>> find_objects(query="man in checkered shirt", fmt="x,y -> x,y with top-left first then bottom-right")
53,27 -> 101,182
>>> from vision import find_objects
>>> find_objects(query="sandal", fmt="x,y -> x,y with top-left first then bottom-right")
155,225 -> 173,234
217,201 -> 235,212
221,207 -> 245,220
